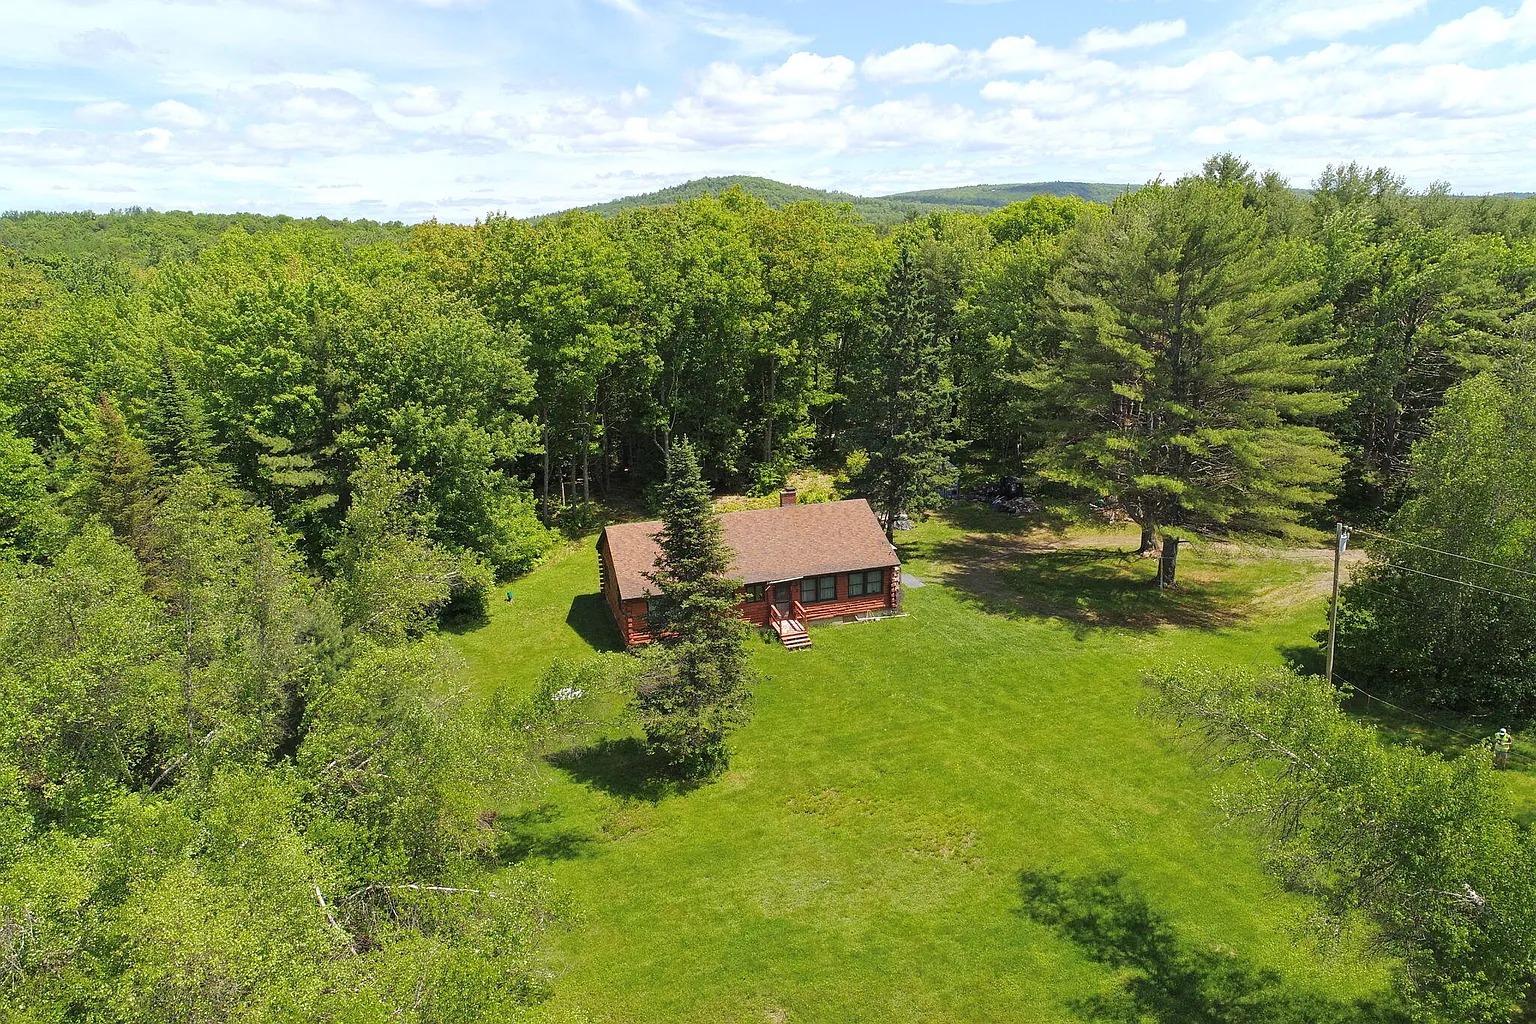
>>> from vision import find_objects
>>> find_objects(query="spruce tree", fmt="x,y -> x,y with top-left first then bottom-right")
637,438 -> 753,778
1039,176 -> 1344,555
143,344 -> 217,478
74,393 -> 158,558
852,244 -> 958,541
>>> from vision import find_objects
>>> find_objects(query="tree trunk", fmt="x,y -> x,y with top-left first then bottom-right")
541,409 -> 551,523
1136,520 -> 1161,557
601,413 -> 611,494
582,406 -> 591,503
762,357 -> 776,464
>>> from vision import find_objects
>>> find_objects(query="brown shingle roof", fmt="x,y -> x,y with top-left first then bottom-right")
600,498 -> 900,601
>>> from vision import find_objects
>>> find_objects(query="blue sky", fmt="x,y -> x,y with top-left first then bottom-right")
4,0 -> 1535,221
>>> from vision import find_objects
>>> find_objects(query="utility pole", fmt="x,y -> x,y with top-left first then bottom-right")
1326,522 -> 1351,686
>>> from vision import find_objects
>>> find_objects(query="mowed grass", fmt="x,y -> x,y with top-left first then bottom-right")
448,511 -> 1392,1023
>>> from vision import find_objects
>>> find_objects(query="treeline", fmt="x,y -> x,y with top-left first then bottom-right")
7,159 -> 1536,563
3,154 -> 1536,685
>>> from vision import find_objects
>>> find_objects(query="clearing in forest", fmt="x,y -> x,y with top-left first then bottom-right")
448,509 -> 1397,1022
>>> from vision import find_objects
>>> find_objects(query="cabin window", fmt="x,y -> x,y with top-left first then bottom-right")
743,583 -> 766,603
801,575 -> 836,603
848,569 -> 885,597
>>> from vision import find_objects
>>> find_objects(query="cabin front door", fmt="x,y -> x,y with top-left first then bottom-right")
772,582 -> 793,617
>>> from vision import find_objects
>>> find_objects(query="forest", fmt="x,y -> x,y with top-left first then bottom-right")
4,153 -> 1536,1021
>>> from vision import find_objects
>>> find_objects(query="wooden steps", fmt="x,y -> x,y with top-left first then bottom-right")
773,617 -> 812,650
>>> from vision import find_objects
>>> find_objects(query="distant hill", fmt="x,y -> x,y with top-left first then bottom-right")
882,181 -> 1134,208
560,175 -> 1135,224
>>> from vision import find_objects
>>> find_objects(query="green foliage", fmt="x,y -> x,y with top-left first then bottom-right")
1039,176 -> 1344,552
299,642 -> 487,881
70,394 -> 158,556
0,509 -> 556,1022
1309,163 -> 1523,510
142,344 -> 218,478
0,526 -> 181,820
1335,363 -> 1536,712
508,655 -> 638,755
636,439 -> 754,778
331,448 -> 488,642
1147,664 -> 1536,1022
0,208 -> 408,268
154,227 -> 540,564
850,244 -> 958,537
0,421 -> 66,560
149,470 -> 331,764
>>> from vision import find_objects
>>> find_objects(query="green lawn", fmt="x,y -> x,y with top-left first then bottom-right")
448,511 -> 1393,1022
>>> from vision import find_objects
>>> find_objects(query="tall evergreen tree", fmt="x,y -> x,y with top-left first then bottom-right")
637,438 -> 753,779
1039,177 -> 1344,554
851,244 -> 958,541
73,393 -> 158,558
143,343 -> 217,478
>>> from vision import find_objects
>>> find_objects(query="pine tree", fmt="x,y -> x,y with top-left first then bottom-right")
1039,177 -> 1344,555
636,438 -> 753,778
852,244 -> 958,541
74,393 -> 158,558
143,344 -> 217,478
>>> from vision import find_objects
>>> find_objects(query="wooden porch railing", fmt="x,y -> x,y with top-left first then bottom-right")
768,595 -> 807,632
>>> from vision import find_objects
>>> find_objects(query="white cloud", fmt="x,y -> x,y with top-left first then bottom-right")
1382,1 -> 1536,62
1279,0 -> 1426,40
1079,19 -> 1187,54
9,0 -> 1536,221
146,100 -> 211,128
74,100 -> 133,123
138,127 -> 172,153
861,35 -> 1076,84
58,28 -> 136,62
681,5 -> 812,56
388,86 -> 458,117
862,43 -> 964,84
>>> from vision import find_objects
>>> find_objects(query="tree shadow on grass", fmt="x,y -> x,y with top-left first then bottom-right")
545,737 -> 698,803
494,803 -> 596,864
1278,643 -> 1326,676
1017,869 -> 1406,1024
924,531 -> 1247,631
566,593 -> 624,652
439,592 -> 492,634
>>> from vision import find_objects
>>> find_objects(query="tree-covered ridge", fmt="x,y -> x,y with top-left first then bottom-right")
882,180 -> 1134,207
559,174 -> 1135,223
0,208 -> 410,268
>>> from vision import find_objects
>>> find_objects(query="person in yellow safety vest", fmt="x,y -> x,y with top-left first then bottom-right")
1493,728 -> 1513,769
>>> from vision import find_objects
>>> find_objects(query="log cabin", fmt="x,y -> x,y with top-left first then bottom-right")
597,489 -> 901,650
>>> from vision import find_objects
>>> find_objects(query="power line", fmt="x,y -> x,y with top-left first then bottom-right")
1350,526 -> 1536,582
1334,671 -> 1529,763
1380,562 -> 1536,604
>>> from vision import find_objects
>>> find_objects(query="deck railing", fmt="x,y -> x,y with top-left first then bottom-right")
768,594 -> 808,632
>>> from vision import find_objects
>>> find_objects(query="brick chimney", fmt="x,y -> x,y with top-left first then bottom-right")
779,487 -> 797,507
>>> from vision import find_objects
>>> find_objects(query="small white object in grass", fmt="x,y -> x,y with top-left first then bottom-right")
551,687 -> 584,702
